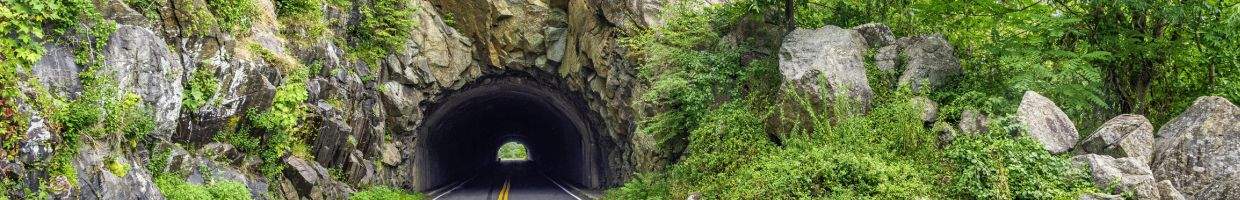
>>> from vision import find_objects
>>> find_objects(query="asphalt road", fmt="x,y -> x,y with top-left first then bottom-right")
432,160 -> 584,200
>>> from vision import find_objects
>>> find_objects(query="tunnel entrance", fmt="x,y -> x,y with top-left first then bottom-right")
414,74 -> 602,192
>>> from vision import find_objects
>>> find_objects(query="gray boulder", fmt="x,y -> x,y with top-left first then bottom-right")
1080,114 -> 1154,164
281,156 -> 354,200
874,45 -> 901,73
1018,91 -> 1079,153
73,138 -> 164,200
1072,154 -> 1160,199
851,23 -> 895,48
103,25 -> 183,138
1151,96 -> 1240,199
1156,180 -> 1186,200
958,109 -> 989,134
911,96 -> 939,123
778,26 -> 874,111
891,35 -> 961,92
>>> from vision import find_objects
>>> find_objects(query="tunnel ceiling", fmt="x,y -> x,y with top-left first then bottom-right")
414,74 -> 602,191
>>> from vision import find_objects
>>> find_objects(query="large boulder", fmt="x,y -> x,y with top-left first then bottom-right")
885,35 -> 961,92
103,25 -> 183,137
778,26 -> 875,111
1073,154 -> 1162,200
1150,96 -> 1240,199
1017,91 -> 1079,153
73,138 -> 164,200
280,156 -> 354,200
1080,114 -> 1155,164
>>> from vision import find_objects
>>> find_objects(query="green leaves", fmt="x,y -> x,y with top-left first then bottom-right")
348,0 -> 417,67
944,121 -> 1097,199
350,186 -> 425,200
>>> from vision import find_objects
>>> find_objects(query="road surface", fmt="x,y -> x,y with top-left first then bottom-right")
431,160 -> 585,200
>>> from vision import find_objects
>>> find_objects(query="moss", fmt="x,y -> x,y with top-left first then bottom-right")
105,156 -> 131,177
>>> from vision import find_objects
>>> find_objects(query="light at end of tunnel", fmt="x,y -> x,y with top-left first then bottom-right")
497,141 -> 529,161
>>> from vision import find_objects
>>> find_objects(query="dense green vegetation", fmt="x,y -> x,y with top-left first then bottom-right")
348,0 -> 417,67
155,174 -> 253,200
497,142 -> 528,160
350,186 -> 425,200
610,0 -> 1237,199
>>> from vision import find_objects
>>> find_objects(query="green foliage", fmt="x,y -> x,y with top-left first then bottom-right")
944,118 -> 1097,199
275,0 -> 328,46
348,0 -> 417,66
247,57 -> 312,178
1,0 -> 110,159
610,0 -> 1117,199
350,186 -> 425,200
625,1 -> 755,162
496,142 -> 528,160
156,175 -> 212,200
205,181 -> 252,200
207,0 -> 257,35
183,66 -> 220,111
156,175 -> 253,200
723,148 -> 931,199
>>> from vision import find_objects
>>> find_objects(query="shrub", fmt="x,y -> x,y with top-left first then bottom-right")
156,175 -> 253,200
205,181 -> 252,200
944,117 -> 1097,199
183,65 -> 219,111
350,186 -> 424,200
207,0 -> 257,35
348,0 -> 417,67
156,175 -> 212,200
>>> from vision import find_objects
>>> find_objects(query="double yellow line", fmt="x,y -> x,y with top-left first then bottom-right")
497,177 -> 511,200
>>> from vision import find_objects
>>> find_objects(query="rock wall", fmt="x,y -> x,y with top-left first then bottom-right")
7,0 -> 657,198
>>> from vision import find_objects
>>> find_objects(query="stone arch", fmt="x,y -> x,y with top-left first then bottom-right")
411,72 -> 606,191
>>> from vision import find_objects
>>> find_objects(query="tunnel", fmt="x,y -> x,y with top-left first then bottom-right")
413,74 -> 603,192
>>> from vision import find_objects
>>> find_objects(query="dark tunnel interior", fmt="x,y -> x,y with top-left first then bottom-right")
414,76 -> 599,191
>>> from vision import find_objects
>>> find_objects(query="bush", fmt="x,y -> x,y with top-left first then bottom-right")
350,186 -> 424,200
206,181 -> 252,200
944,117 -> 1097,199
183,66 -> 219,111
348,0 -> 417,66
156,175 -> 253,200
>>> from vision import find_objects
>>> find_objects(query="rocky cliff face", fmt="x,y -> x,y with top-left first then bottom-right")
5,0 -> 658,198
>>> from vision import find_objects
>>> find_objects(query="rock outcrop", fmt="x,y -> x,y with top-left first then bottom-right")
873,34 -> 961,92
103,25 -> 184,137
1080,114 -> 1154,164
1018,91 -> 1079,154
1151,96 -> 1240,199
779,25 -> 875,111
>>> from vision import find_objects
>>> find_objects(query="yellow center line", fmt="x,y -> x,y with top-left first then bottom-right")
498,177 -> 511,200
